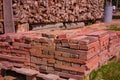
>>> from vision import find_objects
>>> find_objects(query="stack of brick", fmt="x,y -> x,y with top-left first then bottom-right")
0,29 -> 120,80
12,0 -> 104,24
108,31 -> 120,58
87,31 -> 110,66
30,35 -> 56,74
0,32 -> 41,69
54,35 -> 99,79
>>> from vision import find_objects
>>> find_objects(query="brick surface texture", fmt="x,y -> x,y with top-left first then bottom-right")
0,29 -> 120,80
13,0 -> 104,24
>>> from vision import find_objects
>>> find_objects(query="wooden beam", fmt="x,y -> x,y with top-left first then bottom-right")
3,0 -> 15,33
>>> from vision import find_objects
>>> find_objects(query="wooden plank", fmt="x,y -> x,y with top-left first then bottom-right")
3,0 -> 15,33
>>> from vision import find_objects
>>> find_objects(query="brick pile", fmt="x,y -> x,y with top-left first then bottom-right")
0,29 -> 120,80
13,0 -> 104,24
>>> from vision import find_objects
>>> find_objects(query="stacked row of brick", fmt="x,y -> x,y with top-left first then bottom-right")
0,33 -> 31,69
0,29 -> 120,80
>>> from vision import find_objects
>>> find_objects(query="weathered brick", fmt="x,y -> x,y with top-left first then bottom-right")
69,36 -> 87,44
0,42 -> 9,47
61,52 -> 71,58
54,71 -> 84,80
69,43 -> 79,49
55,63 -> 86,73
56,47 -> 98,60
55,55 -> 86,64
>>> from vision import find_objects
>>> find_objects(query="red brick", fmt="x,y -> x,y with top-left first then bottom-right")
11,49 -> 29,55
13,62 -> 25,68
79,36 -> 98,45
69,36 -> 87,44
57,34 -> 67,38
0,42 -> 9,47
13,42 -> 32,49
99,50 -> 109,63
0,54 -> 27,63
54,71 -> 84,80
1,61 -> 13,69
54,64 -> 86,73
87,30 -> 108,38
79,41 -> 99,50
56,47 -> 98,60
86,55 -> 99,70
61,52 -> 71,58
55,55 -> 86,64
69,43 -> 79,49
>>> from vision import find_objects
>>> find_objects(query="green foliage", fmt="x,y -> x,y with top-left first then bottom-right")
106,25 -> 120,31
87,22 -> 93,26
90,59 -> 120,80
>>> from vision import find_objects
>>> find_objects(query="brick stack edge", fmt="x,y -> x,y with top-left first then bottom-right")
0,29 -> 120,80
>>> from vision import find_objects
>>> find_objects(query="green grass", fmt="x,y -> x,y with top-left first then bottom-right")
90,59 -> 120,80
106,25 -> 120,31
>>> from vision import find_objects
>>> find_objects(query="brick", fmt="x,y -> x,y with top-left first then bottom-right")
56,47 -> 98,60
69,36 -> 87,44
42,50 -> 49,55
55,64 -> 86,73
5,35 -> 15,42
99,50 -> 109,66
86,55 -> 99,70
61,52 -> 71,58
62,61 -> 71,66
69,71 -> 78,75
42,33 -> 55,38
70,54 -> 79,59
0,54 -> 27,63
71,63 -> 81,68
79,36 -> 98,45
57,34 -> 67,38
1,61 -> 13,69
55,55 -> 86,64
79,41 -> 99,50
48,59 -> 55,64
87,30 -> 108,38
69,43 -> 79,49
0,42 -> 9,47
54,39 -> 61,43
30,48 -> 42,57
0,49 -> 11,53
39,37 -> 53,43
41,44 -> 55,51
54,71 -> 84,80
11,49 -> 29,55
108,31 -> 118,40
13,42 -> 32,49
